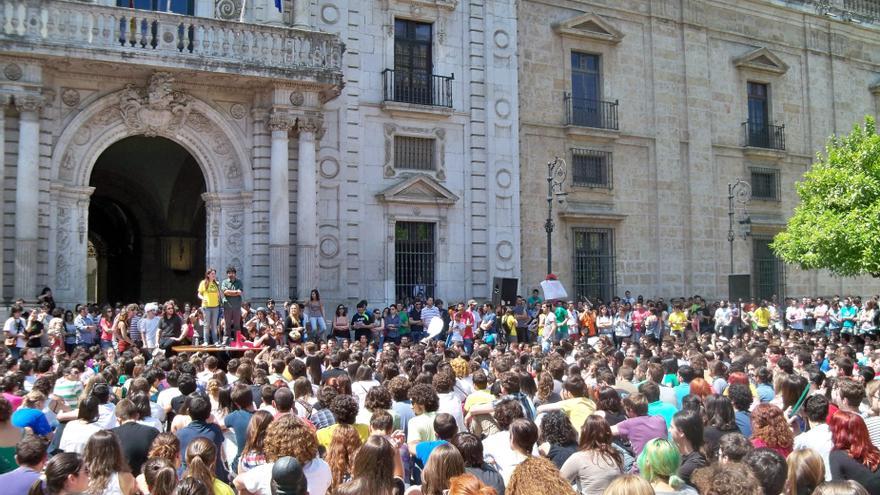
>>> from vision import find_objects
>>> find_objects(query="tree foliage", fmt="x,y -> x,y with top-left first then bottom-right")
771,116 -> 880,278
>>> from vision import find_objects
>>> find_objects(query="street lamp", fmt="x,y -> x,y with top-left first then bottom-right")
727,178 -> 752,272
545,156 -> 568,275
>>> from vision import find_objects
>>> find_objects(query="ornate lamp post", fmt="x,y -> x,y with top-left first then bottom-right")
727,178 -> 752,272
545,156 -> 568,275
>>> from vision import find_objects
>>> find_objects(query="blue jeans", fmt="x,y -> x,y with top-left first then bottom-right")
309,316 -> 327,342
203,307 -> 220,344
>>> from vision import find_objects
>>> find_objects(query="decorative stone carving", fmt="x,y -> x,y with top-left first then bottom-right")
319,156 -> 339,179
321,4 -> 339,24
188,111 -> 211,132
215,0 -> 241,20
56,207 -> 72,290
493,29 -> 510,49
496,240 -> 514,261
297,115 -> 324,135
118,72 -> 193,137
14,94 -> 43,113
267,109 -> 293,132
3,63 -> 21,81
73,125 -> 91,146
383,123 -> 448,180
289,91 -> 305,106
229,103 -> 246,120
319,235 -> 339,258
61,89 -> 80,107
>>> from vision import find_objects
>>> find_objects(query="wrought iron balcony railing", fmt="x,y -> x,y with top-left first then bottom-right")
564,93 -> 619,130
742,120 -> 786,150
382,69 -> 453,108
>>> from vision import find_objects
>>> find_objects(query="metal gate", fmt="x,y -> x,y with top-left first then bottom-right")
573,228 -> 615,302
753,237 -> 785,301
395,222 -> 435,302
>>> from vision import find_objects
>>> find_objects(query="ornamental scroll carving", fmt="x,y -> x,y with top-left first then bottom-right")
118,72 -> 192,137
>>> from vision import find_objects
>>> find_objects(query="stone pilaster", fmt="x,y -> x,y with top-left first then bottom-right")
14,94 -> 42,300
268,108 -> 293,301
295,114 -> 322,301
49,184 -> 94,307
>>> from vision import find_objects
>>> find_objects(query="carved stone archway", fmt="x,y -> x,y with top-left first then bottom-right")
50,73 -> 254,306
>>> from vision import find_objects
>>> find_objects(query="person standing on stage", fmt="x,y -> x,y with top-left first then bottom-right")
221,266 -> 244,344
197,268 -> 222,345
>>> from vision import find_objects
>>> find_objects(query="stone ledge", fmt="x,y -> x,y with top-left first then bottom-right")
742,146 -> 787,161
380,100 -> 454,120
564,125 -> 621,142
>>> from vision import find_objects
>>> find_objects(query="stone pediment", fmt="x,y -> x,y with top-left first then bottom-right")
733,47 -> 789,75
553,13 -> 624,44
377,174 -> 459,206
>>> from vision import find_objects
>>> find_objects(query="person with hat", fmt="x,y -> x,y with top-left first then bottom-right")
271,456 -> 308,495
220,266 -> 244,345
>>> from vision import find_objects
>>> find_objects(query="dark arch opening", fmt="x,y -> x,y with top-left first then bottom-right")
88,136 -> 207,305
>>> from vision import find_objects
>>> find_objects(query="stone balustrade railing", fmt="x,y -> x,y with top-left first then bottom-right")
0,0 -> 344,81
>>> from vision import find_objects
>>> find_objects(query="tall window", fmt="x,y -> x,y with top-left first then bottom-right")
753,237 -> 784,301
573,228 -> 615,302
394,136 -> 436,171
570,52 -> 601,127
747,82 -> 770,146
395,222 -> 435,302
117,0 -> 194,15
571,148 -> 612,188
394,19 -> 433,105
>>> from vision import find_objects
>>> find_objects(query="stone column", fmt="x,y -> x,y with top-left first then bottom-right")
51,185 -> 95,307
0,96 -> 8,298
295,115 -> 321,301
268,109 -> 293,301
292,0 -> 309,28
14,95 -> 42,300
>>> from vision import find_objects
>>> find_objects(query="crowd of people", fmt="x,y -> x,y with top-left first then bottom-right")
0,274 -> 879,495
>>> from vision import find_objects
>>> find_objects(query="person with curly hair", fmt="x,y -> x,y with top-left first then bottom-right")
828,410 -> 880,493
750,403 -> 793,457
407,384 -> 440,454
535,410 -> 577,468
316,394 -> 369,450
135,433 -> 180,494
559,415 -> 622,494
233,414 -> 330,495
355,386 -> 400,430
506,456 -> 575,495
690,462 -> 763,495
325,423 -> 362,491
445,473 -> 497,495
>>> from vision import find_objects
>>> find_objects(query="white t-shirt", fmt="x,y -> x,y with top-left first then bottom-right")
237,458 -> 331,495
3,317 -> 26,348
157,387 -> 181,413
59,420 -> 102,454
437,392 -> 465,432
96,403 -> 118,429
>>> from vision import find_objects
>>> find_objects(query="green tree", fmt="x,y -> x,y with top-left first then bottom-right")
771,116 -> 880,277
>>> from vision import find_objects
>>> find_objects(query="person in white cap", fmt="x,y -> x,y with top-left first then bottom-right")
139,303 -> 161,351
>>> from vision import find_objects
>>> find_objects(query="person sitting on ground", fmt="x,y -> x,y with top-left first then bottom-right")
415,413 -> 458,468
0,433 -> 47,494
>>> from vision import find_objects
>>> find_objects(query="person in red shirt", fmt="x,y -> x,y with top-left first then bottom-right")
457,302 -> 475,354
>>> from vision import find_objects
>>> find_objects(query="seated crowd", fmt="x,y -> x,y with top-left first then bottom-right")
0,291 -> 878,495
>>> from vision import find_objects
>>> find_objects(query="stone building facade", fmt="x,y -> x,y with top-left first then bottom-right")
518,0 -> 880,301
0,0 -> 520,307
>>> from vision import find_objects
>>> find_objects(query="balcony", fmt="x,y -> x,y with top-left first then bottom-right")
0,0 -> 344,83
564,93 -> 619,129
786,0 -> 880,23
742,120 -> 786,151
381,69 -> 454,119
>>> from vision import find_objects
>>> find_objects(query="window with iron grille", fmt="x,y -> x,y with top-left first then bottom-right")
750,167 -> 780,200
571,148 -> 612,188
395,222 -> 436,302
573,228 -> 615,302
394,136 -> 436,171
753,237 -> 784,301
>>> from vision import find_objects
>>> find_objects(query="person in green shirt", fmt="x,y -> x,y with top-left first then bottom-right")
397,302 -> 410,341
554,301 -> 568,343
527,289 -> 543,316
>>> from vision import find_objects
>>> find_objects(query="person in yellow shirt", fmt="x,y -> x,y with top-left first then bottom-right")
315,394 -> 370,449
668,303 -> 688,334
464,372 -> 497,437
535,376 -> 596,434
753,301 -> 771,331
503,307 -> 518,344
197,268 -> 221,345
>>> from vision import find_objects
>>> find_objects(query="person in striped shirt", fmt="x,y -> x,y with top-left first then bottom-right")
52,363 -> 84,409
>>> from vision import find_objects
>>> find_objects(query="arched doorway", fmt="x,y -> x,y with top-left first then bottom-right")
88,136 -> 207,304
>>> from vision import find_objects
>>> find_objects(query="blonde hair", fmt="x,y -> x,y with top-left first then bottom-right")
603,475 -> 655,495
507,457 -> 576,495
183,437 -> 217,491
785,449 -> 825,495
